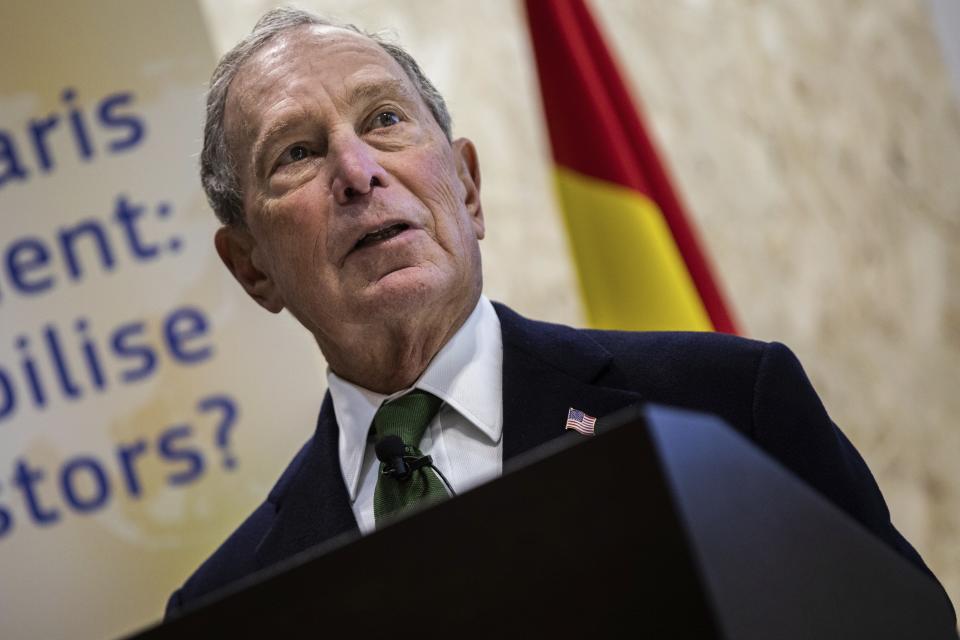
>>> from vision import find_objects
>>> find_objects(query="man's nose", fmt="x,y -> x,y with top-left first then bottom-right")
329,131 -> 388,205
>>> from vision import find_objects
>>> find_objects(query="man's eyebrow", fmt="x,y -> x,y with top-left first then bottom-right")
251,118 -> 301,174
249,79 -> 418,174
343,78 -> 418,108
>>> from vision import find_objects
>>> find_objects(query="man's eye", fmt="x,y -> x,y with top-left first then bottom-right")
370,111 -> 401,129
279,144 -> 313,166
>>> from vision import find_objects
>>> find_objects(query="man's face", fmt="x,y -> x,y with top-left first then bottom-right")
218,25 -> 484,345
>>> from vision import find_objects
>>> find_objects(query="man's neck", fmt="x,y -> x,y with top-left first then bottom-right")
319,297 -> 479,395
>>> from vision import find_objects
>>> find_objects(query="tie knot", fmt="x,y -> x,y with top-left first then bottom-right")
372,390 -> 443,447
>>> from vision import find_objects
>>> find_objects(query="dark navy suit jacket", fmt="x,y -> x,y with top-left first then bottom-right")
166,303 -> 948,617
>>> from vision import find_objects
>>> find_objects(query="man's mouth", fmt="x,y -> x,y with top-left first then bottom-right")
353,223 -> 411,250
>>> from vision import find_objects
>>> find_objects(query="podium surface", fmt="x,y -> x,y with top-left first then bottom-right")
135,405 -> 956,639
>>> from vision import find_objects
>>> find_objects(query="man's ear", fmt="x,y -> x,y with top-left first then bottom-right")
214,225 -> 285,313
452,137 -> 484,240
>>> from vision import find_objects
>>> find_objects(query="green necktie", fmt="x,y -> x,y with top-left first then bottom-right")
372,390 -> 449,526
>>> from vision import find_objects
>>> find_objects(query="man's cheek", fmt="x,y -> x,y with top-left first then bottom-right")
421,170 -> 463,214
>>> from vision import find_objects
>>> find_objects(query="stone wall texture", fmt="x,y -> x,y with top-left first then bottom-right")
200,0 -> 960,607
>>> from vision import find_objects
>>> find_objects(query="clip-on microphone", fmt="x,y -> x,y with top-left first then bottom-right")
375,435 -> 457,496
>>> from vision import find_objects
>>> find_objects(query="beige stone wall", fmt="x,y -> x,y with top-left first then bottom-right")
200,0 -> 960,606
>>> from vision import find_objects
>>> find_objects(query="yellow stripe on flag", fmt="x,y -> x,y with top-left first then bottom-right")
555,166 -> 713,332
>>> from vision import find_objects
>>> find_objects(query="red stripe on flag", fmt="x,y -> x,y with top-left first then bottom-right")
523,0 -> 738,334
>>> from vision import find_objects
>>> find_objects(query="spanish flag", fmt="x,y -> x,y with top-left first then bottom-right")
523,0 -> 738,333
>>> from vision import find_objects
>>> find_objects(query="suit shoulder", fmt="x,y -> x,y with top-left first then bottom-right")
264,435 -> 315,505
493,302 -> 781,404
165,500 -> 275,618
585,328 -> 772,380
585,327 -> 765,352
586,329 -> 794,438
165,437 -> 315,618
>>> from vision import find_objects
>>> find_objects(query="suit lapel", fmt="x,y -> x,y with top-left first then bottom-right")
254,393 -> 358,569
495,304 -> 645,461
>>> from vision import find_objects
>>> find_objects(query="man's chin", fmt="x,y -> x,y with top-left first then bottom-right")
356,265 -> 446,311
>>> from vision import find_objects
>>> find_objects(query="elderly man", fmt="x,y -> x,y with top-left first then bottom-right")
166,8 -> 948,617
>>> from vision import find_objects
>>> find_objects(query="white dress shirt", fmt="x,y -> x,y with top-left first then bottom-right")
327,296 -> 504,534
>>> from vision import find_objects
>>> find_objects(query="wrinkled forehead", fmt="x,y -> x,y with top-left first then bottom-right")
224,25 -> 412,147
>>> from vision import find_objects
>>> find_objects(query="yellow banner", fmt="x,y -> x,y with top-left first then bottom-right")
0,2 -> 323,638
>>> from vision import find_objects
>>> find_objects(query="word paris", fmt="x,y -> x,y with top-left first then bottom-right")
0,88 -> 145,190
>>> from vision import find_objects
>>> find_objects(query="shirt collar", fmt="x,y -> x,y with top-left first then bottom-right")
327,296 -> 503,501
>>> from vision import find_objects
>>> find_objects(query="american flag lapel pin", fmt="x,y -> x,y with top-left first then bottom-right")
565,407 -> 597,436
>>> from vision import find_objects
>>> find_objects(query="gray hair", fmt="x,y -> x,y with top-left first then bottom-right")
201,7 -> 453,227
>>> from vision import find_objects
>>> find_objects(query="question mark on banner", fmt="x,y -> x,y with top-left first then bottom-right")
198,394 -> 239,470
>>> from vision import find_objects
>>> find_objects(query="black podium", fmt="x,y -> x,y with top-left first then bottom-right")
132,404 -> 956,639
